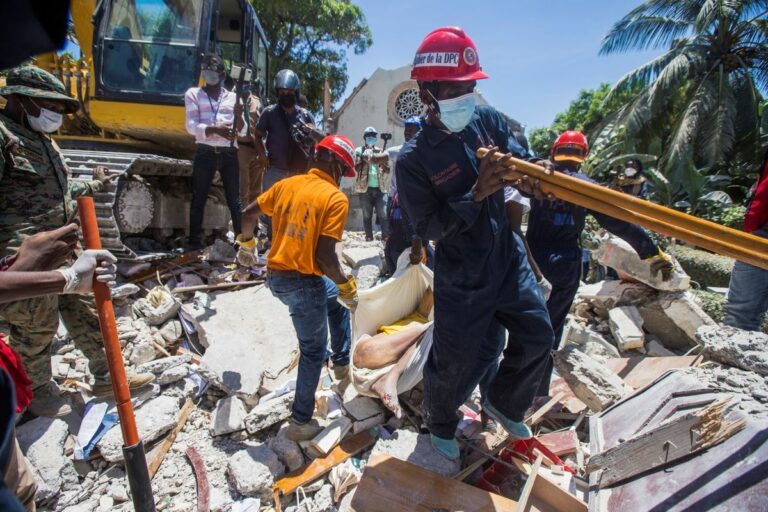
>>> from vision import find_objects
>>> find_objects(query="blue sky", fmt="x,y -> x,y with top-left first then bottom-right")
340,0 -> 665,131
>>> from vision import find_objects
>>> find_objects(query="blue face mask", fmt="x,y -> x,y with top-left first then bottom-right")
437,92 -> 476,133
365,136 -> 377,146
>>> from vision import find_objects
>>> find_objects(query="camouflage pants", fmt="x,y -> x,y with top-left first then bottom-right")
0,293 -> 107,389
238,143 -> 265,209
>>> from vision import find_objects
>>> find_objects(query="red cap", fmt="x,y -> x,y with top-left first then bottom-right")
316,135 -> 356,177
410,27 -> 488,82
551,130 -> 589,162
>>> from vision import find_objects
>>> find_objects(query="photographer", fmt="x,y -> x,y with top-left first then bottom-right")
354,127 -> 390,241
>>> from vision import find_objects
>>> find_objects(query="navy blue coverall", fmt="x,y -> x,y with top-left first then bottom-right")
384,188 -> 434,274
396,105 -> 555,439
526,166 -> 659,396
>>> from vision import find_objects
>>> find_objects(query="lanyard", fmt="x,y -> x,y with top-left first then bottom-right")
204,88 -> 222,125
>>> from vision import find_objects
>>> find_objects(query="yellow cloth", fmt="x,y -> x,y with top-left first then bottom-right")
258,168 -> 349,276
377,312 -> 429,335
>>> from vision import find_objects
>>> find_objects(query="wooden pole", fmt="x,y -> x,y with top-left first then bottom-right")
477,148 -> 768,255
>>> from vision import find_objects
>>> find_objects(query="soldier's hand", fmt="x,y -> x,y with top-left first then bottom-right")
93,166 -> 118,184
11,224 -> 79,271
472,146 -> 513,203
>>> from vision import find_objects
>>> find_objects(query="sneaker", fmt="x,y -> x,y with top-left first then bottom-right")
430,434 -> 460,460
91,372 -> 156,397
285,419 -> 324,441
332,365 -> 349,381
482,400 -> 532,439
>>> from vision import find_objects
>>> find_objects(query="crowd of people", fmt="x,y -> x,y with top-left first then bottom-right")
0,22 -> 766,511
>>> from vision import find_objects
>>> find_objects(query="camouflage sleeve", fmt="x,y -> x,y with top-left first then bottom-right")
68,179 -> 104,198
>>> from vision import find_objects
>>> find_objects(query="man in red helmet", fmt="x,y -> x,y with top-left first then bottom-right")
396,26 -> 555,459
236,135 -> 359,441
526,130 -> 673,397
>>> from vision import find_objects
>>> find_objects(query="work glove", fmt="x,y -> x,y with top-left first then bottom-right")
646,248 -> 674,281
236,234 -> 259,267
337,275 -> 359,311
56,249 -> 118,294
537,276 -> 552,301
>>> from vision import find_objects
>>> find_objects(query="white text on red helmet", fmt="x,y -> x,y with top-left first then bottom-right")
413,52 -> 460,68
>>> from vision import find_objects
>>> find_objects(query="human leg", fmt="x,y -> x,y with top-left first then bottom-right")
189,150 -> 217,244
371,342 -> 420,418
323,277 -> 350,368
360,190 -> 374,240
0,295 -> 59,389
237,144 -> 259,207
353,323 -> 430,369
261,166 -> 290,240
267,274 -> 328,424
4,434 -> 37,512
373,187 -> 388,238
724,260 -> 768,331
58,294 -> 109,381
219,152 -> 243,236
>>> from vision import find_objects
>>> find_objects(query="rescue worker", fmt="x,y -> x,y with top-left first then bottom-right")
378,117 -> 433,274
236,135 -> 359,440
396,27 -> 555,460
526,131 -> 673,396
355,127 -> 390,241
237,79 -> 266,212
0,67 -> 154,413
610,158 -> 650,199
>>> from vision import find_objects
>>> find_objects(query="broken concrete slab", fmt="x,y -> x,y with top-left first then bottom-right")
137,354 -> 192,375
128,338 -> 157,366
553,345 -> 633,412
158,320 -> 183,345
196,286 -> 298,403
343,395 -> 385,421
353,264 -> 381,291
111,283 -> 140,300
370,429 -> 461,477
269,426 -> 305,472
595,234 -> 690,291
211,396 -> 247,436
697,325 -> 768,376
157,364 -> 190,385
132,290 -> 181,326
244,392 -> 295,434
608,306 -> 645,351
227,444 -> 284,499
639,291 -> 715,349
16,417 -> 78,500
341,246 -> 382,269
97,395 -> 181,462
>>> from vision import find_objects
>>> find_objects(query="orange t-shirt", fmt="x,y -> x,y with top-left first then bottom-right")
258,168 -> 349,276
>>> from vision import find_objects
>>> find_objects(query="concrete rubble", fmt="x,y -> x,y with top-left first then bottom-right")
15,233 -> 768,512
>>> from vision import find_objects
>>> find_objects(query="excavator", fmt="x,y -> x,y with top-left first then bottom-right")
32,0 -> 269,260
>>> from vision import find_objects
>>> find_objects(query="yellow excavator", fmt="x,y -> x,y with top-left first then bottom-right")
33,0 -> 269,259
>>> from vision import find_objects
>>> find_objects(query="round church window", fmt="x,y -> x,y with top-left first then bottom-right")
394,88 -> 424,121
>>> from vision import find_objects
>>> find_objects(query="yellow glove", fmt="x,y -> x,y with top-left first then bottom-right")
645,248 -> 673,281
337,275 -> 358,310
236,234 -> 258,267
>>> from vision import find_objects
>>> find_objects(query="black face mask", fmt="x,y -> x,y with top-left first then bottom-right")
279,94 -> 297,108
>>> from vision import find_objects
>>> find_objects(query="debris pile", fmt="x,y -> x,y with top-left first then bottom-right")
14,233 -> 768,512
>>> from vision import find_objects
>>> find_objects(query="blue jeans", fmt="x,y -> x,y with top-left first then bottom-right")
267,273 -> 351,423
724,232 -> 768,331
261,166 -> 291,240
359,187 -> 388,239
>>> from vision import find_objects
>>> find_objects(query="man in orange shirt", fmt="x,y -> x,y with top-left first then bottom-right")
237,134 -> 358,440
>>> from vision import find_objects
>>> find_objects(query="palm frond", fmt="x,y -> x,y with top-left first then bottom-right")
662,79 -> 717,169
600,16 -> 692,54
647,51 -> 698,114
700,70 -> 738,165
604,44 -> 684,104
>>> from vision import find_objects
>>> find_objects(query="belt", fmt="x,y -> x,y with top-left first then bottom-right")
267,268 -> 316,279
197,144 -> 238,154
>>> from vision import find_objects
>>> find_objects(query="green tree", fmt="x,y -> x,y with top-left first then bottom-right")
599,0 -> 767,172
250,0 -> 372,113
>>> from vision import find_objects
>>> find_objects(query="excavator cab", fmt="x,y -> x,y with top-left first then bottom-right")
93,0 -> 268,104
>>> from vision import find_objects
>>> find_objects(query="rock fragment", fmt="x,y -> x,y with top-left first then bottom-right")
553,345 -> 633,412
16,417 -> 77,500
244,392 -> 294,434
211,396 -> 247,436
697,325 -> 768,376
227,444 -> 284,499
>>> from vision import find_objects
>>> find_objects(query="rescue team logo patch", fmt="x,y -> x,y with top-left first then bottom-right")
413,52 -> 460,68
463,47 -> 477,66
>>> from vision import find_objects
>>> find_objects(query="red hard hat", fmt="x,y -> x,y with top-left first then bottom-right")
551,130 -> 589,162
410,27 -> 489,82
316,135 -> 356,177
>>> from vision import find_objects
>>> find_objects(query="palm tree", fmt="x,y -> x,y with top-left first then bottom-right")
599,0 -> 768,172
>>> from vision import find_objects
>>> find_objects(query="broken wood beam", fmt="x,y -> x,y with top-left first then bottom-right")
185,446 -> 210,512
148,399 -> 195,479
515,454 -> 542,512
171,280 -> 264,295
527,392 -> 565,426
553,345 -> 633,412
587,397 -> 746,488
126,251 -> 202,283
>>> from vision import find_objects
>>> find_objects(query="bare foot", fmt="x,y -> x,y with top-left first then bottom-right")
372,371 -> 402,418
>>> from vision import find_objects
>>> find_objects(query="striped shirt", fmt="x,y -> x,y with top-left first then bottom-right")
184,86 -> 246,147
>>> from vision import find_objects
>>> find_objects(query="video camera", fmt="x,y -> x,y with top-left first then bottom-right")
380,132 -> 392,150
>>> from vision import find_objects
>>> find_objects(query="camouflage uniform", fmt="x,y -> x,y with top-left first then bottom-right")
0,67 -> 108,388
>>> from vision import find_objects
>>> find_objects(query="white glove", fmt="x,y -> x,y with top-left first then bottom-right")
56,250 -> 118,294
537,276 -> 552,301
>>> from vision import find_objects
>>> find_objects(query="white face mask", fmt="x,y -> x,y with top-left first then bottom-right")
437,92 -> 476,133
624,167 -> 638,177
26,101 -> 63,133
202,70 -> 221,86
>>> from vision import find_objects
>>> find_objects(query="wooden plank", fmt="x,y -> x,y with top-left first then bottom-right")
148,399 -> 195,478
171,279 -> 264,294
185,446 -> 210,512
351,454 -> 517,512
604,356 -> 698,389
273,429 -> 374,504
537,430 -> 579,457
516,454 -> 542,512
126,251 -> 201,283
527,392 -> 565,426
529,467 -> 588,512
587,398 -> 745,488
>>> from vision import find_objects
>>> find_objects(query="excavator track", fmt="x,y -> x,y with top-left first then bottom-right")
64,149 -> 194,261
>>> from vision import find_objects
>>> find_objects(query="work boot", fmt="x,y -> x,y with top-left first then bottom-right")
482,400 -> 532,440
430,434 -> 460,461
91,372 -> 156,398
332,364 -> 349,381
285,419 -> 323,441
28,390 -> 72,418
